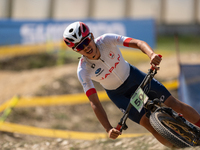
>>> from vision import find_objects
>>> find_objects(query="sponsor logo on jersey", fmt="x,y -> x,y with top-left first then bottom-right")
91,64 -> 95,69
108,51 -> 115,59
95,68 -> 104,77
100,54 -> 120,80
95,68 -> 101,74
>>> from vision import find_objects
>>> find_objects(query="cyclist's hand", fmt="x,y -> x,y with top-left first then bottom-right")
150,53 -> 162,70
108,128 -> 121,139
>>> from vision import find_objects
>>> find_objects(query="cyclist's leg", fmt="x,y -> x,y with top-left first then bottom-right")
164,95 -> 200,125
139,113 -> 175,148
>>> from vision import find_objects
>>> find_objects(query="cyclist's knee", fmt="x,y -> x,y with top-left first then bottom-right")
164,95 -> 189,115
164,96 -> 181,108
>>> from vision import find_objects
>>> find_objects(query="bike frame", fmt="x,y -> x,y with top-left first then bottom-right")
116,54 -> 162,132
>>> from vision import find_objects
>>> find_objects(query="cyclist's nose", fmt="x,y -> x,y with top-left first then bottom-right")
83,44 -> 87,48
83,45 -> 90,51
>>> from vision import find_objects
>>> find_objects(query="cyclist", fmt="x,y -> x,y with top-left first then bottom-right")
63,21 -> 200,148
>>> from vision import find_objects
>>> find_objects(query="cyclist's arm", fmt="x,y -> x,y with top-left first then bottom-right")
126,38 -> 161,66
88,92 -> 121,139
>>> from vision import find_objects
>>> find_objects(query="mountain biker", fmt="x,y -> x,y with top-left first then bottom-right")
63,21 -> 200,148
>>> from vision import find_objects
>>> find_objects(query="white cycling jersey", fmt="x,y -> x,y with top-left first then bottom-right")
77,33 -> 132,97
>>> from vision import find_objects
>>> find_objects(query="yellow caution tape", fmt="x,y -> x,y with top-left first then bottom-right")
14,91 -> 109,108
162,80 -> 179,90
0,122 -> 150,140
0,96 -> 19,114
0,42 -> 64,58
11,80 -> 178,108
0,96 -> 19,129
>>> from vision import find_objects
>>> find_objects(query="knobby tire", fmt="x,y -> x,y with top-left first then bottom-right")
149,111 -> 199,148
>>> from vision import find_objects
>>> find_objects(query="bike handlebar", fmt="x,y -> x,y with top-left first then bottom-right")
116,123 -> 122,131
150,54 -> 162,71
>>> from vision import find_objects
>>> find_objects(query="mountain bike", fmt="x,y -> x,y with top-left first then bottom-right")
116,55 -> 200,148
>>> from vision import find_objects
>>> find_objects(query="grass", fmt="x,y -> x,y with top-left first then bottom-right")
156,35 -> 200,52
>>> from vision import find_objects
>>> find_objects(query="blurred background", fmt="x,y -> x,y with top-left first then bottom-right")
0,1 -> 200,149
0,0 -> 200,47
0,0 -> 200,24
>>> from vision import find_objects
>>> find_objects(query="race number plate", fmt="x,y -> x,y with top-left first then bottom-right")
130,87 -> 148,112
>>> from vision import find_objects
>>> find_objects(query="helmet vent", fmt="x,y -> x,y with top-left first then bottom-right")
72,33 -> 77,39
66,38 -> 74,42
78,27 -> 81,36
69,28 -> 73,33
82,25 -> 86,32
64,40 -> 70,45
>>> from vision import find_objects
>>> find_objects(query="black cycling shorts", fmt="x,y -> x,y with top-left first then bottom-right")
105,64 -> 171,124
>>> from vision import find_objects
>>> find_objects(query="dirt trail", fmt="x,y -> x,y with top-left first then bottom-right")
0,64 -> 77,104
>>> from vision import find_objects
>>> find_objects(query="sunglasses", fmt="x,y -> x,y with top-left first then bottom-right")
73,34 -> 92,52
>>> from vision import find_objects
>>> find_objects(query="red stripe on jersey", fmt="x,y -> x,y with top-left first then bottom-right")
123,38 -> 132,47
86,88 -> 97,97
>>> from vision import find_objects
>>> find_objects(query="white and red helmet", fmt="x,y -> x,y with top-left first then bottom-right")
63,21 -> 90,48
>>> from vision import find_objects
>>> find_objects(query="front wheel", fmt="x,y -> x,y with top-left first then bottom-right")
150,111 -> 199,148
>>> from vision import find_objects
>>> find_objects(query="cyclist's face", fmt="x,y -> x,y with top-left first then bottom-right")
77,34 -> 100,59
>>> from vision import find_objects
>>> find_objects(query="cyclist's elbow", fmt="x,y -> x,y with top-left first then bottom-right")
137,40 -> 148,48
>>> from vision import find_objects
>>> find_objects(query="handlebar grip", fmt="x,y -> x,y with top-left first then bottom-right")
158,54 -> 162,58
150,54 -> 162,71
116,124 -> 122,131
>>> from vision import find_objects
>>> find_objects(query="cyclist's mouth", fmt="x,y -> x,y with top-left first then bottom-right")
87,49 -> 93,54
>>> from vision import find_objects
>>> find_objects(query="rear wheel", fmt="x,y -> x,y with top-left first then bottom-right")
150,111 -> 199,148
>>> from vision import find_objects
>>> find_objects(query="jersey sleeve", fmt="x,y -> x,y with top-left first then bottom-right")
77,58 -> 96,97
101,33 -> 132,47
